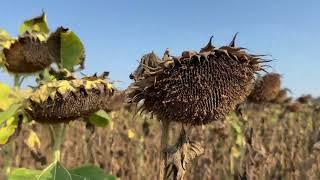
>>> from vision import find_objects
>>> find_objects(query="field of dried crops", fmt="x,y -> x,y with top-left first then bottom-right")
1,100 -> 320,180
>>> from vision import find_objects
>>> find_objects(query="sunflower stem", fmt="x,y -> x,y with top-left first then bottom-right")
52,123 -> 66,162
159,120 -> 170,180
13,75 -> 20,88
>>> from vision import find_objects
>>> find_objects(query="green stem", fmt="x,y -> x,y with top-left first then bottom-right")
159,120 -> 170,180
13,75 -> 20,88
51,124 -> 66,162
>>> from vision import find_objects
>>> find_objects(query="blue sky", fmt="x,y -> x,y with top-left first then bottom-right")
0,0 -> 319,97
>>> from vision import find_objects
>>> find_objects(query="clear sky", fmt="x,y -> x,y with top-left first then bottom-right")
0,0 -> 319,97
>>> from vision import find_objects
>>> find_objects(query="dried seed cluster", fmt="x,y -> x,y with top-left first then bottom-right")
128,35 -> 266,125
25,76 -> 114,123
248,73 -> 281,103
3,33 -> 53,73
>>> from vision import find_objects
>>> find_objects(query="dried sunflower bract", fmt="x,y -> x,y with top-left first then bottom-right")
25,76 -> 114,123
128,35 -> 266,125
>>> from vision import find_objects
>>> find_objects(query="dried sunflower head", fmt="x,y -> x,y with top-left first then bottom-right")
25,75 -> 114,123
3,33 -> 53,73
297,94 -> 312,104
248,73 -> 281,103
272,88 -> 291,104
128,35 -> 266,125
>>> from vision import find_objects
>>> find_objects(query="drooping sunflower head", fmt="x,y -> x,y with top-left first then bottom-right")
248,73 -> 281,103
3,33 -> 53,73
128,34 -> 268,125
25,74 -> 114,123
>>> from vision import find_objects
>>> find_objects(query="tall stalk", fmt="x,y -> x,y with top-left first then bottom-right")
159,120 -> 170,180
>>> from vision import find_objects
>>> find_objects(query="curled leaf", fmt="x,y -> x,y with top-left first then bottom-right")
165,128 -> 204,179
19,12 -> 49,39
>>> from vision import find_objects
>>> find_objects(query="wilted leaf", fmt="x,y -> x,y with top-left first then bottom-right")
165,128 -> 204,179
128,129 -> 135,139
19,12 -> 49,40
0,29 -> 14,49
231,146 -> 241,158
69,165 -> 117,180
8,168 -> 42,180
0,117 -> 20,145
0,50 -> 5,65
88,110 -> 112,127
60,31 -> 85,70
24,130 -> 41,152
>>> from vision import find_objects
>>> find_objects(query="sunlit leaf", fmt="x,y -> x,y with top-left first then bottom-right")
37,161 -> 72,180
236,134 -> 245,146
128,129 -> 135,139
0,81 -> 15,110
0,117 -> 20,145
60,31 -> 85,70
39,69 -> 57,82
69,165 -> 117,180
231,146 -> 241,158
0,103 -> 22,125
88,110 -> 112,127
229,118 -> 242,134
8,168 -> 41,180
19,12 -> 49,38
0,29 -> 15,49
0,50 -> 5,65
9,163 -> 117,180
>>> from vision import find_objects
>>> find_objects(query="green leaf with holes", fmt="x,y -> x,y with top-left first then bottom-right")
88,110 -> 112,127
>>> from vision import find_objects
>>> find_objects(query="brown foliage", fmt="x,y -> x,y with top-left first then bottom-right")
2,103 -> 320,179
